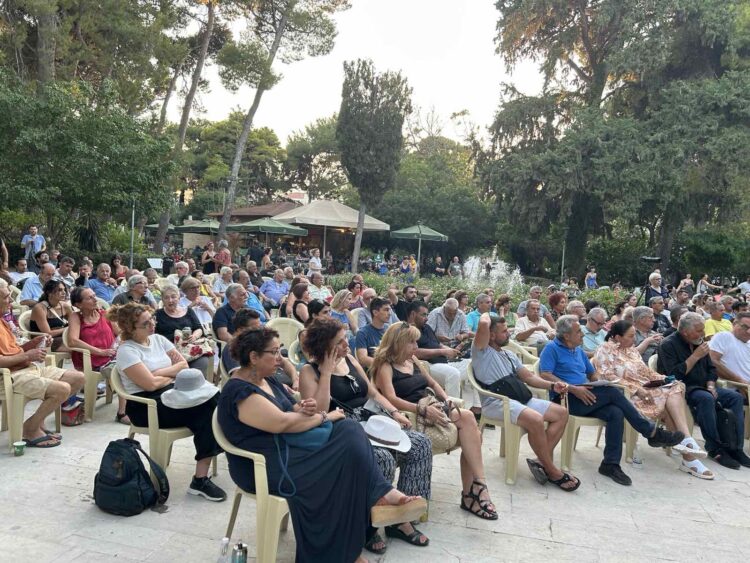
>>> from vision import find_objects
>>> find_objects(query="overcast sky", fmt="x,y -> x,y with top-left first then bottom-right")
171,0 -> 544,144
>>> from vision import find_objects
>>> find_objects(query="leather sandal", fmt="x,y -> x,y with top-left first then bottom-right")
364,532 -> 387,554
460,480 -> 498,520
385,524 -> 429,546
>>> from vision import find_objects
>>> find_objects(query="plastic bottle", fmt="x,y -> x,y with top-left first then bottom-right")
216,537 -> 230,563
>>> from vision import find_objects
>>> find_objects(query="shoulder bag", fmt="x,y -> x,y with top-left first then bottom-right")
415,389 -> 459,454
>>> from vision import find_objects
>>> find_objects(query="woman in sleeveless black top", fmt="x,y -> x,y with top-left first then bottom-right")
299,318 -> 432,552
373,322 -> 499,521
218,328 -> 426,563
29,279 -> 72,351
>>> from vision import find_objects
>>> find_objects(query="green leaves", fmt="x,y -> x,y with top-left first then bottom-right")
217,38 -> 276,91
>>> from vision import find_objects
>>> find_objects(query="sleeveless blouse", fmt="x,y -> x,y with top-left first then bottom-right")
391,362 -> 430,403
308,357 -> 368,410
72,310 -> 116,371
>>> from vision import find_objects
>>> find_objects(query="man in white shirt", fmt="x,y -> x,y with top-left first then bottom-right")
731,276 -> 750,296
9,258 -> 34,285
308,272 -> 333,302
427,298 -> 471,346
709,313 -> 750,384
513,300 -> 555,350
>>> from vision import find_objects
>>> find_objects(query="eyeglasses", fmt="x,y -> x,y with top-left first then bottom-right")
136,317 -> 155,328
261,348 -> 282,356
344,373 -> 361,394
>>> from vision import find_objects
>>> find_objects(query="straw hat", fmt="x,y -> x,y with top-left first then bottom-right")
359,415 -> 411,453
161,369 -> 218,409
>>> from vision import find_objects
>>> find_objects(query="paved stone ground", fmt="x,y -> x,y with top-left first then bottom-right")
3,398 -> 750,562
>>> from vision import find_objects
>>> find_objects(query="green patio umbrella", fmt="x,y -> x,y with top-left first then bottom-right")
227,217 -> 308,246
144,223 -> 175,233
173,219 -> 221,235
390,223 -> 448,274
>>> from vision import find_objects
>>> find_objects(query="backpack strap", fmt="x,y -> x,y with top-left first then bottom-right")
128,439 -> 170,504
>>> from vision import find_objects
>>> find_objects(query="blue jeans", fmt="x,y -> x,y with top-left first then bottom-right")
567,386 -> 654,465
687,387 -> 744,453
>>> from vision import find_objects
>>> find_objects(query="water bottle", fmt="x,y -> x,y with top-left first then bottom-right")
230,541 -> 247,563
182,327 -> 192,342
216,537 -> 230,563
631,445 -> 643,469
33,336 -> 48,369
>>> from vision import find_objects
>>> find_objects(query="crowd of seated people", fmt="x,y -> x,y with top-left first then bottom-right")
7,233 -> 750,558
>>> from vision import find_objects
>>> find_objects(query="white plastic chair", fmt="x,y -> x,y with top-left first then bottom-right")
502,340 -> 539,365
110,367 -> 216,475
467,361 -> 524,484
212,411 -> 290,563
266,318 -> 304,350
1,357 -> 62,452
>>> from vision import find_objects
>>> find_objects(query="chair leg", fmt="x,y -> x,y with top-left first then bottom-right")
280,512 -> 290,532
83,372 -> 98,421
105,379 -> 114,405
504,425 -> 521,485
625,424 -> 637,463
499,426 -> 506,458
573,427 -> 581,451
54,405 -> 61,433
225,491 -> 243,538
1,403 -> 8,432
595,426 -> 603,448
260,502 -> 287,563
561,422 -> 575,472
211,455 -> 218,477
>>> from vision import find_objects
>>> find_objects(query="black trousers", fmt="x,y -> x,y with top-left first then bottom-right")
126,388 -> 222,461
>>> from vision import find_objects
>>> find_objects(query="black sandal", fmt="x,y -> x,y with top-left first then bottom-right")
116,412 -> 130,425
364,532 -> 386,554
549,472 -> 581,492
385,524 -> 429,547
526,459 -> 549,485
460,480 -> 498,520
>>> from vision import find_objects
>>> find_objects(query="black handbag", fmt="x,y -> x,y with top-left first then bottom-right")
483,375 -> 533,404
716,401 -> 740,452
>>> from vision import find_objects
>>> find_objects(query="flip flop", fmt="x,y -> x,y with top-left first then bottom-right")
526,458 -> 549,485
549,472 -> 581,492
42,429 -> 62,440
385,524 -> 429,547
24,435 -> 61,448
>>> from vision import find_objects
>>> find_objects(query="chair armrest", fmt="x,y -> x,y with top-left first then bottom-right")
720,379 -> 750,393
67,346 -> 94,374
530,387 -> 549,400
2,368 -> 13,408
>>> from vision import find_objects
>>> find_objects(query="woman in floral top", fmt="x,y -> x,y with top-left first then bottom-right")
593,320 -> 713,480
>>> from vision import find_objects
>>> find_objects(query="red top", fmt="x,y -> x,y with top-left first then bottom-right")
71,310 -> 116,371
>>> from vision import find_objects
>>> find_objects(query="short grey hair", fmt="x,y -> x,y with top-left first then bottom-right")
649,296 -> 664,306
556,314 -> 580,338
225,283 -> 245,300
526,299 -> 541,309
220,266 -> 232,275
707,301 -> 723,313
529,285 -> 542,293
174,261 -> 188,270
649,272 -> 661,282
632,306 -> 654,324
218,240 -> 229,249
588,307 -> 607,322
444,298 -> 459,310
475,293 -> 491,307
246,260 -> 257,268
721,295 -> 735,305
565,300 -> 584,314
678,312 -> 705,332
161,283 -> 179,298
127,274 -> 147,290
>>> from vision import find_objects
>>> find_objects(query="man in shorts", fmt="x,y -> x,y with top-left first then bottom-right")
0,286 -> 84,448
472,312 -> 580,490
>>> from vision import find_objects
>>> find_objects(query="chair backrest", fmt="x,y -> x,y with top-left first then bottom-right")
211,411 -> 271,498
97,298 -> 110,310
287,339 -> 303,366
109,366 -> 132,399
262,276 -> 272,283
62,327 -> 70,348
502,340 -> 538,365
648,354 -> 658,372
266,317 -> 304,349
9,285 -> 21,300
17,310 -> 32,333
206,273 -> 218,286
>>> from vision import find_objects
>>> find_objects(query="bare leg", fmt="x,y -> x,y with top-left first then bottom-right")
454,409 -> 495,510
23,380 -> 70,443
60,370 -> 85,394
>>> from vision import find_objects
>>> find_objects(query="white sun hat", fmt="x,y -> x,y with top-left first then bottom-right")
359,415 -> 412,453
161,369 -> 219,409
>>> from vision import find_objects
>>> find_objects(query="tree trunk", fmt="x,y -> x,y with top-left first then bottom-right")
218,11 -> 288,240
157,64 -> 181,133
657,214 -> 680,277
154,0 -> 216,250
36,6 -> 58,84
351,201 -> 367,274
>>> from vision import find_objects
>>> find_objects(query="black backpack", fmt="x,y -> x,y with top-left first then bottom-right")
716,401 -> 740,452
94,438 -> 169,516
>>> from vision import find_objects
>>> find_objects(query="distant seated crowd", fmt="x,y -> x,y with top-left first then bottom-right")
3,230 -> 750,561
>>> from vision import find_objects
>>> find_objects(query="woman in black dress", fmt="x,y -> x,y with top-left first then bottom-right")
154,284 -> 209,375
300,318 -> 432,553
30,279 -> 72,351
218,328 -> 427,563
374,322 -> 498,521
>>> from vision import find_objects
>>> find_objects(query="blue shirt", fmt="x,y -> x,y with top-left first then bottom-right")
466,310 -> 499,333
86,278 -> 116,303
355,324 -> 386,357
221,292 -> 267,323
539,338 -> 594,386
581,325 -> 606,354
259,279 -> 289,304
19,274 -> 43,302
21,234 -> 45,257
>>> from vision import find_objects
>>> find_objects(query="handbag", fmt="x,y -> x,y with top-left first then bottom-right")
415,390 -> 459,454
716,401 -> 740,452
174,332 -> 215,363
476,350 -> 532,404
273,421 -> 333,497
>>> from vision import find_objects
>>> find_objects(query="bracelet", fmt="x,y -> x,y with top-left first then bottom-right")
320,411 -> 328,424
388,408 -> 398,415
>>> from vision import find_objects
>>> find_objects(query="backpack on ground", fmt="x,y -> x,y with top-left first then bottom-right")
716,401 -> 740,452
94,438 -> 169,516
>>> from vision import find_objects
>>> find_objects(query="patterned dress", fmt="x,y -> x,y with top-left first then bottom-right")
593,340 -> 685,420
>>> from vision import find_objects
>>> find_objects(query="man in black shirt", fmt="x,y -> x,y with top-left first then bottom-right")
407,301 -> 477,415
658,312 -> 749,469
388,284 -> 432,321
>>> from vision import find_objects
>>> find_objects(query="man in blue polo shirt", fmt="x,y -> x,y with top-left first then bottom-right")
85,263 -> 118,303
540,315 -> 684,486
